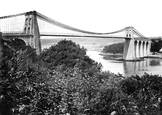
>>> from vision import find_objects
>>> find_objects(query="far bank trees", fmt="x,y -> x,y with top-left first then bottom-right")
151,39 -> 162,52
102,42 -> 124,54
102,39 -> 162,54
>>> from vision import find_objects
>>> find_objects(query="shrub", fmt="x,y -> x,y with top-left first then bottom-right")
1,37 -> 162,115
121,73 -> 162,114
102,42 -> 124,54
151,39 -> 162,52
39,39 -> 101,72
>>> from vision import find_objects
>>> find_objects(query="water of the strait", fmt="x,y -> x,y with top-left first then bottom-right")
41,37 -> 162,77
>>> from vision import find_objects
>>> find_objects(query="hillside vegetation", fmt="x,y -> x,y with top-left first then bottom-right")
102,39 -> 162,54
102,42 -> 124,54
0,39 -> 162,115
151,39 -> 162,52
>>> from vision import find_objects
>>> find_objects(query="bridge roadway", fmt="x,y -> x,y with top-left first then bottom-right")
2,32 -> 150,41
2,33 -> 33,38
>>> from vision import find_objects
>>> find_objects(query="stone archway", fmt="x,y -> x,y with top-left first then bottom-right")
146,41 -> 149,56
138,41 -> 142,57
142,41 -> 145,57
3,37 -> 26,50
134,40 -> 138,58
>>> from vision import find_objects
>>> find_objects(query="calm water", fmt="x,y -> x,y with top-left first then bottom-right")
41,37 -> 162,77
87,51 -> 162,77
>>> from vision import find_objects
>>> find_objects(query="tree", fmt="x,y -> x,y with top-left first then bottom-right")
39,39 -> 101,71
102,42 -> 124,54
151,39 -> 162,52
3,37 -> 162,115
0,38 -> 103,115
0,38 -> 41,115
121,73 -> 162,114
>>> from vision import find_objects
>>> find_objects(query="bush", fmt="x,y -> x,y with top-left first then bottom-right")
39,39 -> 101,72
121,73 -> 162,114
0,38 -> 46,115
102,42 -> 124,54
151,39 -> 162,52
1,37 -> 162,115
0,39 -> 124,115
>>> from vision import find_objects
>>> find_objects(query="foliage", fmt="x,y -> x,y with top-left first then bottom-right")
102,42 -> 124,54
0,38 -> 124,115
151,39 -> 162,52
45,68 -> 125,115
0,38 -> 44,115
39,39 -> 101,72
1,37 -> 162,115
121,73 -> 162,115
0,47 -> 122,115
2,38 -> 37,62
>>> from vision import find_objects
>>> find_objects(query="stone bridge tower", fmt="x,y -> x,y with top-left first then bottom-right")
123,27 -> 136,60
24,11 -> 41,55
123,27 -> 151,60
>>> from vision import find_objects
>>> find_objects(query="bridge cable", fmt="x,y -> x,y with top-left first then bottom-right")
132,27 -> 146,38
0,12 -> 26,19
36,11 -> 127,35
0,12 -> 26,33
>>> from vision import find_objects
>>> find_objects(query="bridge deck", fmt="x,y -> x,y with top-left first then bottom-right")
2,33 -> 150,41
2,33 -> 33,38
40,34 -> 126,39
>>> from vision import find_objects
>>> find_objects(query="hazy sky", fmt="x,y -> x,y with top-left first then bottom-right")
0,0 -> 162,37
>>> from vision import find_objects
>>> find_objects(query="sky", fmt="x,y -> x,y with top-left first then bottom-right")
0,0 -> 162,37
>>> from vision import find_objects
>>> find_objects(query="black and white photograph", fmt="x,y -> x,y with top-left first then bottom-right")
0,0 -> 162,114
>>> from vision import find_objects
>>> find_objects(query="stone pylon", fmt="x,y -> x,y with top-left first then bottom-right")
123,27 -> 136,60
24,11 -> 41,55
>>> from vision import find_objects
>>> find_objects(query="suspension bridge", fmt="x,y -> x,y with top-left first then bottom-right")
0,11 -> 151,60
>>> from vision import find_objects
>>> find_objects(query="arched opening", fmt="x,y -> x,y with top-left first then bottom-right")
143,41 -> 145,57
3,38 -> 26,51
140,41 -> 144,57
13,38 -> 26,48
27,27 -> 30,34
146,42 -> 149,56
134,40 -> 138,58
129,34 -> 131,38
24,27 -> 26,33
29,18 -> 32,25
139,41 -> 141,57
25,18 -> 28,25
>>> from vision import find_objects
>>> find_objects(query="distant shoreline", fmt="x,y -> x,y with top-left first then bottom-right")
100,52 -> 162,61
99,52 -> 123,60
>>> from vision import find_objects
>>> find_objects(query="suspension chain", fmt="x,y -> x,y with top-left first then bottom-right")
37,11 -> 126,35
